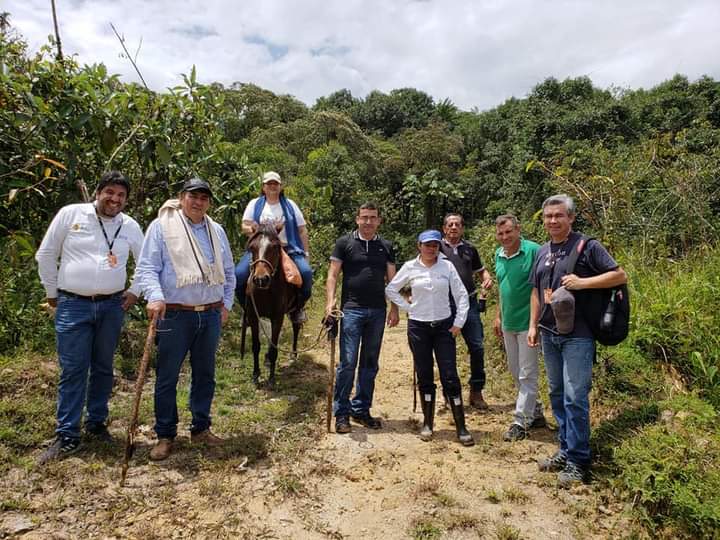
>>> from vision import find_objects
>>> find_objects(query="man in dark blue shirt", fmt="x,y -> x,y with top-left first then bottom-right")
325,203 -> 399,433
440,213 -> 493,409
528,194 -> 627,488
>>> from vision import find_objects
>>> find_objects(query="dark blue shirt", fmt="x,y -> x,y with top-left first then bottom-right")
530,231 -> 618,338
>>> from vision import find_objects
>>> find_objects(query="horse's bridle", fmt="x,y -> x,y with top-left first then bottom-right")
249,258 -> 277,288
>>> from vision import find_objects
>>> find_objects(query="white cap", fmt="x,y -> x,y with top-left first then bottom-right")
262,171 -> 282,184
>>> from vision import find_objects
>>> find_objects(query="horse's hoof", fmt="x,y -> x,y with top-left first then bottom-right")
252,373 -> 261,386
267,377 -> 276,389
289,352 -> 298,363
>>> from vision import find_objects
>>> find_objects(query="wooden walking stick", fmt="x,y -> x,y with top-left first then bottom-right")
407,333 -> 418,412
413,368 -> 418,413
120,315 -> 157,486
324,314 -> 339,433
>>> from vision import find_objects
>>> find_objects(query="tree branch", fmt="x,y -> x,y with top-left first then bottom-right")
50,0 -> 63,61
110,22 -> 148,89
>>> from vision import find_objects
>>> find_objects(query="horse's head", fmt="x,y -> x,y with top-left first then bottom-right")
247,223 -> 281,290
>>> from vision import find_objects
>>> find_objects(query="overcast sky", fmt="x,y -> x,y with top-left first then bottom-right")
5,1 -> 720,111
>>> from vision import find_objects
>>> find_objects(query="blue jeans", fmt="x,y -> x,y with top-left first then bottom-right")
55,292 -> 125,439
541,333 -> 595,467
154,308 -> 222,439
235,250 -> 313,307
462,296 -> 486,390
333,307 -> 386,417
408,317 -> 461,396
452,295 -> 485,390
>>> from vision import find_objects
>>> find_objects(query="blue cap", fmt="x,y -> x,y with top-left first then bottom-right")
418,230 -> 442,243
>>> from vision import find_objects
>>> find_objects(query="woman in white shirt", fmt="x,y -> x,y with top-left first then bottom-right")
385,230 -> 474,446
235,171 -> 312,324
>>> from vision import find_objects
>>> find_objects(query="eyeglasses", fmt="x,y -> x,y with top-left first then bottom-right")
357,216 -> 379,222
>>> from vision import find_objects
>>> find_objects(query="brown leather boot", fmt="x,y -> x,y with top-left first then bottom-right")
150,438 -> 173,461
469,389 -> 489,410
190,429 -> 224,447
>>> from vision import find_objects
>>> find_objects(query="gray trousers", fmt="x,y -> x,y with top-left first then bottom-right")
503,330 -> 544,428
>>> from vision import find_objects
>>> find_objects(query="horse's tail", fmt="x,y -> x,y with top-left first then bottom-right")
240,303 -> 247,360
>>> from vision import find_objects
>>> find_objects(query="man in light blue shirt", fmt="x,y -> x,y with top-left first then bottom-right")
136,177 -> 235,461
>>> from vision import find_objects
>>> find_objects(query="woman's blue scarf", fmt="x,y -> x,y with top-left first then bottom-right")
253,194 -> 304,255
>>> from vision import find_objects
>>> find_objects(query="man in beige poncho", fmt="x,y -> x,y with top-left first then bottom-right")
135,178 -> 236,461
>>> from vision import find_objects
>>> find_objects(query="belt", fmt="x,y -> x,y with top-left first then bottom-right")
58,289 -> 123,301
165,301 -> 223,312
412,318 -> 451,328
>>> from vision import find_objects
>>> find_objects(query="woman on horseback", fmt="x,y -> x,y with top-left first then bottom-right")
235,171 -> 312,324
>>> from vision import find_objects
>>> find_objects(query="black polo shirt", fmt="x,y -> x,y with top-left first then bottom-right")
439,239 -> 484,295
331,231 -> 396,309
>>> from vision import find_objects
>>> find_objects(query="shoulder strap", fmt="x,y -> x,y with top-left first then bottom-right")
564,234 -> 591,274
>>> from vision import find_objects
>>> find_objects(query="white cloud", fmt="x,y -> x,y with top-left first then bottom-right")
5,0 -> 720,110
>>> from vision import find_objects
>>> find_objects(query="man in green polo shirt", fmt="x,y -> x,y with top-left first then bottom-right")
493,214 -> 546,441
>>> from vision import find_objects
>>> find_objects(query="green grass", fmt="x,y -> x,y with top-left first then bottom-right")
0,303 -> 329,471
409,517 -> 443,540
614,394 -> 720,538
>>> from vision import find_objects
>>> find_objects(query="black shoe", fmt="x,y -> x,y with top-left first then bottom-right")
38,435 -> 81,465
351,412 -> 382,429
538,450 -> 567,472
85,424 -> 113,443
530,416 -> 547,429
557,462 -> 588,488
335,416 -> 352,434
503,423 -> 528,442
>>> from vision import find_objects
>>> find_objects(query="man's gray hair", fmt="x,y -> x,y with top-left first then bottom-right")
542,194 -> 576,215
495,214 -> 519,227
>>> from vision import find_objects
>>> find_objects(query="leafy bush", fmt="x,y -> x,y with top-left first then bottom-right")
614,394 -> 720,538
0,237 -> 54,352
628,246 -> 720,406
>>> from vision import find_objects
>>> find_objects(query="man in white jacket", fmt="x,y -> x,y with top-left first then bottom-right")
36,171 -> 144,464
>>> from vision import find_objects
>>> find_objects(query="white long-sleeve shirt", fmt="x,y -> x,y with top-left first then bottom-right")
36,203 -> 144,298
385,254 -> 469,328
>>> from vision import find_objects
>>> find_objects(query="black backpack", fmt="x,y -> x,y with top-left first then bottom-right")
565,235 -> 630,346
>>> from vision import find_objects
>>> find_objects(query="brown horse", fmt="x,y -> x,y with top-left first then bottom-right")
241,223 -> 301,386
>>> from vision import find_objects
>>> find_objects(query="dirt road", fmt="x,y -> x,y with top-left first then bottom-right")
2,319 -> 625,539
228,319 -> 621,539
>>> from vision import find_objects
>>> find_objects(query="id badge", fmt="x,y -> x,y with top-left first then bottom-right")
108,253 -> 118,268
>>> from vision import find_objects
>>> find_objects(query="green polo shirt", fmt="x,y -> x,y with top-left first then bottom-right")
495,238 -> 540,332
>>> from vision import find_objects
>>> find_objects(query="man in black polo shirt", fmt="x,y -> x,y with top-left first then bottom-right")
325,203 -> 399,433
440,213 -> 493,409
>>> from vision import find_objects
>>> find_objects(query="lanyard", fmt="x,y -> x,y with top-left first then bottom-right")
96,211 -> 123,255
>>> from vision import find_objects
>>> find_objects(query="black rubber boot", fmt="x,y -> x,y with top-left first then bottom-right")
449,395 -> 475,446
419,391 -> 435,441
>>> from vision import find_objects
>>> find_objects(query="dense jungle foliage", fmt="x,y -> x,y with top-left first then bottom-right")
1,18 -> 719,537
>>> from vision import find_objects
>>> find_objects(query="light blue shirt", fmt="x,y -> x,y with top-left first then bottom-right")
136,216 -> 236,310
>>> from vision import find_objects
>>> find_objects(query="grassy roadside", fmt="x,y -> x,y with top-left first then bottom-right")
0,304 -> 331,536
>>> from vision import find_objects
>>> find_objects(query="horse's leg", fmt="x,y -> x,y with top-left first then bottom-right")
287,285 -> 300,363
267,316 -> 282,388
240,309 -> 247,361
251,318 -> 261,386
291,320 -> 300,363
